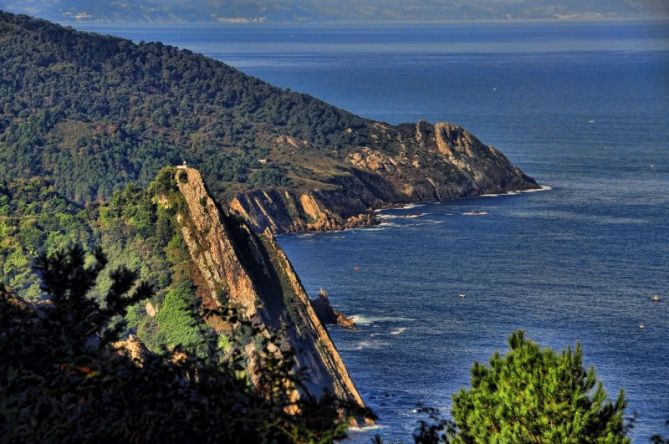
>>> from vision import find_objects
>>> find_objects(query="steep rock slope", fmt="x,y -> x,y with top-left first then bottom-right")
0,11 -> 538,233
170,167 -> 364,406
231,121 -> 538,232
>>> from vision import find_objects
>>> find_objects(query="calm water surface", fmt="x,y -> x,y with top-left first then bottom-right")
83,21 -> 669,441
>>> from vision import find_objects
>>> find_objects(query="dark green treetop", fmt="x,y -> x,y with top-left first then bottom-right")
444,331 -> 631,443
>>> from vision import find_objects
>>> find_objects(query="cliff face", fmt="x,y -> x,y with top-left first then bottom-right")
171,167 -> 364,407
229,121 -> 538,233
1,13 -> 538,233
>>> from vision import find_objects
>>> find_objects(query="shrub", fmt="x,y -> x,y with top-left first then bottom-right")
447,331 -> 631,443
0,245 -> 370,443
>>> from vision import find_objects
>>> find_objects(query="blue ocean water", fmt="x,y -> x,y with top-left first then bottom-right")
83,21 -> 669,441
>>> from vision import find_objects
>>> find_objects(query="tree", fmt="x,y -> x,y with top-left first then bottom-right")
444,331 -> 631,443
0,245 -> 369,443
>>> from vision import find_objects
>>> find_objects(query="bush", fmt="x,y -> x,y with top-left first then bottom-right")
446,331 -> 631,443
0,245 -> 370,443
155,282 -> 207,350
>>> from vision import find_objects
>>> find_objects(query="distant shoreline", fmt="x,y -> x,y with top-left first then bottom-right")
47,17 -> 669,28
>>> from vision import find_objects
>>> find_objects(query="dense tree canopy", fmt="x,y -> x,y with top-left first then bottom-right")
0,177 -> 94,298
0,168 -> 225,363
0,245 -> 367,443
0,11 -> 377,202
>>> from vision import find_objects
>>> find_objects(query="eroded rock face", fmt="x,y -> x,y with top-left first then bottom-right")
310,290 -> 356,330
113,335 -> 149,364
171,167 -> 365,410
229,121 -> 538,233
230,189 -> 378,233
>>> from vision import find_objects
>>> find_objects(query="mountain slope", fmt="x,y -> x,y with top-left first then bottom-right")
0,166 -> 367,408
0,11 -> 539,233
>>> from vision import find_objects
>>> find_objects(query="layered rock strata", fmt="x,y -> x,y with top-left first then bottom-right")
229,121 -> 538,233
171,167 -> 365,408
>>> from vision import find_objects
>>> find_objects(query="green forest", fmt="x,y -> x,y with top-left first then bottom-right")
0,168 -> 205,352
0,11 -> 380,203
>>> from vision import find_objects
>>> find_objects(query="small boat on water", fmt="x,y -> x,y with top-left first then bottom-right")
463,210 -> 488,216
650,294 -> 661,302
639,322 -> 646,330
458,293 -> 466,299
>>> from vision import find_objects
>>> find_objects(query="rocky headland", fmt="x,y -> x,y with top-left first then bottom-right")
0,11 -> 538,237
311,289 -> 356,329
228,121 -> 538,233
168,166 -> 365,409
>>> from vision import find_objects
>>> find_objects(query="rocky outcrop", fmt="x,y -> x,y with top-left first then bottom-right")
170,167 -> 365,410
113,335 -> 149,364
228,121 -> 538,233
311,290 -> 356,329
229,189 -> 377,234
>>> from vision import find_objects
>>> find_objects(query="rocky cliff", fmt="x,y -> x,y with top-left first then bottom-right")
1,12 -> 538,235
168,167 -> 365,408
228,121 -> 538,233
311,289 -> 356,329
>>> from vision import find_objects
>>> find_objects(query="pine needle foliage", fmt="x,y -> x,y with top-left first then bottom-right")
447,331 -> 631,443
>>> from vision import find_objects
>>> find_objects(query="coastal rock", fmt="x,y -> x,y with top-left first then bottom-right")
230,189 -> 379,233
169,167 -> 366,412
310,289 -> 356,329
228,120 -> 538,234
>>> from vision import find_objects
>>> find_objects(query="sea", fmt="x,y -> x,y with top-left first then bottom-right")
80,20 -> 669,442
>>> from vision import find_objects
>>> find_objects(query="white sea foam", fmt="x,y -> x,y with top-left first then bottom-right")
521,185 -> 553,193
354,340 -> 389,350
360,226 -> 389,231
390,327 -> 408,335
350,315 -> 416,326
404,212 -> 429,219
377,212 -> 429,221
349,424 -> 387,433
463,211 -> 489,216
481,185 -> 551,197
399,203 -> 425,210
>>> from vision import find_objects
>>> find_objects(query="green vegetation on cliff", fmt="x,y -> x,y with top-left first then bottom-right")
0,11 -> 371,201
0,245 -> 364,443
0,168 -> 212,355
0,177 -> 94,298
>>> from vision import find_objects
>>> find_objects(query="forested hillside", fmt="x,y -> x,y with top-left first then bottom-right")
0,169 -> 207,353
0,11 -> 371,201
0,11 -> 538,233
